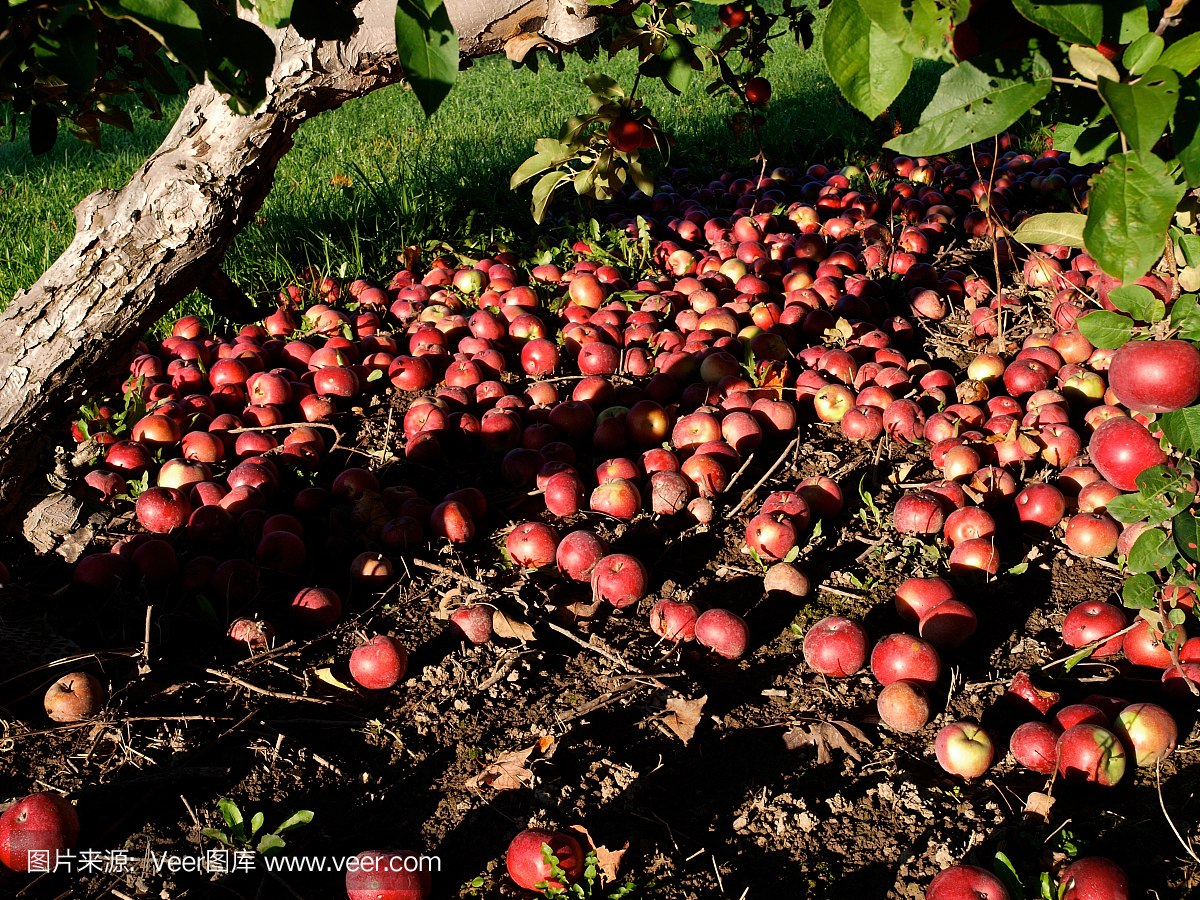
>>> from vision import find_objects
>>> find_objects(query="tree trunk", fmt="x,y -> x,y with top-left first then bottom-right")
0,0 -> 601,531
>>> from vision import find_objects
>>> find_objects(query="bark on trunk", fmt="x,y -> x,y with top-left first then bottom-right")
0,0 -> 600,531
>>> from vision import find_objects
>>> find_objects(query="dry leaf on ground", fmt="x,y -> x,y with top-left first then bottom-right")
465,735 -> 556,791
661,695 -> 707,746
783,720 -> 870,765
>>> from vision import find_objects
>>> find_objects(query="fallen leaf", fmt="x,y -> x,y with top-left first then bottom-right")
1024,791 -> 1055,822
492,609 -> 535,642
465,736 -> 556,791
505,32 -> 559,62
568,825 -> 628,884
400,245 -> 420,271
888,462 -> 915,484
563,596 -> 605,618
433,588 -> 461,621
1017,432 -> 1042,456
956,379 -> 989,404
782,720 -> 870,764
661,695 -> 706,746
314,667 -> 354,691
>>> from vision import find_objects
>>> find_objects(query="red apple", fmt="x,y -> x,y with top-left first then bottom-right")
1009,721 -> 1062,775
802,616 -> 869,677
948,538 -> 1000,576
506,829 -> 583,892
135,486 -> 191,533
290,587 -> 342,630
1057,723 -> 1126,785
919,599 -> 977,650
1014,482 -> 1066,534
895,577 -> 955,623
943,507 -> 995,547
925,866 -> 1011,900
591,553 -> 648,608
506,522 -> 560,570
649,599 -> 700,642
345,849 -> 432,900
695,608 -> 750,659
449,606 -> 493,644
0,793 -> 80,872
870,634 -> 941,689
1113,701 -> 1177,766
1062,601 -> 1127,657
349,635 -> 409,690
893,491 -> 945,535
556,529 -> 607,582
1060,857 -> 1129,900
1107,338 -> 1200,414
1088,416 -> 1168,491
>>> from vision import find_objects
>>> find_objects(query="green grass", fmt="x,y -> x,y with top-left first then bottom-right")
0,3 -> 943,322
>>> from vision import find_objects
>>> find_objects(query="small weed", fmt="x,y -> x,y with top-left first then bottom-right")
201,798 -> 313,856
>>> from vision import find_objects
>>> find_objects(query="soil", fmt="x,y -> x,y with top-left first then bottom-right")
2,257 -> 1199,900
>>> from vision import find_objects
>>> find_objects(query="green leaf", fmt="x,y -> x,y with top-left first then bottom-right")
628,156 -> 654,197
1076,310 -> 1135,348
1160,406 -> 1200,455
1171,292 -> 1200,339
289,0 -> 357,40
1127,526 -> 1176,573
250,812 -> 264,836
33,15 -> 97,92
639,35 -> 702,96
1107,284 -> 1165,322
1069,44 -> 1118,83
1069,117 -> 1121,166
1011,0 -> 1100,46
884,50 -> 1052,156
1122,572 -> 1157,609
823,0 -> 914,120
1176,74 -> 1200,187
206,17 -> 277,113
395,0 -> 458,118
1051,122 -> 1085,152
254,0 -> 294,29
141,53 -> 181,95
1123,33 -> 1164,76
511,153 -> 559,189
1179,236 -> 1200,268
530,170 -> 570,224
1160,32 -> 1200,76
218,798 -> 245,841
854,0 -> 954,61
96,0 -> 207,82
200,828 -> 234,846
993,852 -> 1026,900
1084,151 -> 1187,283
1062,644 -> 1095,673
275,810 -> 314,833
1012,212 -> 1086,247
1097,66 -> 1180,158
1117,2 -> 1148,44
1174,508 -> 1200,563
256,833 -> 286,855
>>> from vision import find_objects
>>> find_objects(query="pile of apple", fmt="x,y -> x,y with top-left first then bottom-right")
37,137 -> 1187,899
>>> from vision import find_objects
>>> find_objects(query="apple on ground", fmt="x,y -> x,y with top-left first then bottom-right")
349,635 -> 409,690
802,616 -> 869,677
43,672 -> 105,722
934,722 -> 994,778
